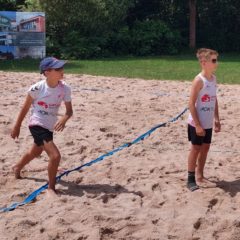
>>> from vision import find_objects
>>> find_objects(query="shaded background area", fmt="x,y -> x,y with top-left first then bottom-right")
1,0 -> 240,59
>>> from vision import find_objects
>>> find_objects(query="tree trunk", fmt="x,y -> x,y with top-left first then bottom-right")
189,0 -> 196,49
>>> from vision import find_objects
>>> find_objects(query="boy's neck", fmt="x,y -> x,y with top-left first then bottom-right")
46,78 -> 59,88
201,70 -> 214,80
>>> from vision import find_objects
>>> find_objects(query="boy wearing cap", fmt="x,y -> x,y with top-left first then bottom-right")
11,57 -> 73,196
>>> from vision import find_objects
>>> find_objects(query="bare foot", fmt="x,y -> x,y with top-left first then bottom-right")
197,177 -> 209,182
46,189 -> 59,199
197,178 -> 216,188
12,165 -> 22,179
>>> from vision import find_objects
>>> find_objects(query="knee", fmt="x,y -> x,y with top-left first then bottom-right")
191,145 -> 201,153
50,152 -> 61,163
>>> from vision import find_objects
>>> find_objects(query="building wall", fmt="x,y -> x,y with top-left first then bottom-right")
19,16 -> 45,32
0,15 -> 12,32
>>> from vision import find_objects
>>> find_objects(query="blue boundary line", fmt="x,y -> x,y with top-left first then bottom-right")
0,107 -> 188,213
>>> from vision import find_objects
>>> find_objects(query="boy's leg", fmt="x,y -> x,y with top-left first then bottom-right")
196,143 -> 210,182
187,144 -> 201,191
13,144 -> 43,179
43,140 -> 61,193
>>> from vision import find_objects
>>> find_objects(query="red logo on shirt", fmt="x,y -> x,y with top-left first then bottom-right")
201,94 -> 210,102
37,101 -> 48,109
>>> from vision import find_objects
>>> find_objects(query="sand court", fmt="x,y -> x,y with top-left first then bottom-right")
0,71 -> 240,240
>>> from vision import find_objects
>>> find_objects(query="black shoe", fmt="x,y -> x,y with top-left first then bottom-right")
187,181 -> 199,192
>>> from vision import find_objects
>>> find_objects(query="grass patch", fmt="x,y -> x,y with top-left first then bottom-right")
0,54 -> 240,84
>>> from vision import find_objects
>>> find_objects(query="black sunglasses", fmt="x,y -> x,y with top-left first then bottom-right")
211,59 -> 218,63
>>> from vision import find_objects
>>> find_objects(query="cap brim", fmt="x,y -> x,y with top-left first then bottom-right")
50,60 -> 66,69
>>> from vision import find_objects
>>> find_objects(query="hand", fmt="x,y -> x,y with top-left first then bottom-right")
195,125 -> 205,136
11,126 -> 20,139
214,121 -> 221,133
54,119 -> 66,132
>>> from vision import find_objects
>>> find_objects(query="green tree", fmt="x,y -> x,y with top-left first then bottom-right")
37,0 -> 133,58
127,0 -> 188,46
4,0 -> 240,56
0,0 -> 25,11
196,0 -> 240,51
18,0 -> 42,11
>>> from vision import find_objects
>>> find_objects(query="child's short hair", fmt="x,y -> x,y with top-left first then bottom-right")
196,48 -> 219,61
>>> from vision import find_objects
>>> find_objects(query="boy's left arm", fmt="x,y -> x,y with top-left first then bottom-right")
214,98 -> 221,132
54,101 -> 73,131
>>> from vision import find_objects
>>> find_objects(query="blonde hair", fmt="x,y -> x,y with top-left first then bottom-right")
196,48 -> 219,61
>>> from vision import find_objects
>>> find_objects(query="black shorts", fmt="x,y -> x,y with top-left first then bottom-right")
29,125 -> 53,146
188,124 -> 212,145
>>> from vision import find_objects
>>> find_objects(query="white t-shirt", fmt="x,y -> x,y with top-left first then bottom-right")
28,80 -> 71,131
188,73 -> 217,129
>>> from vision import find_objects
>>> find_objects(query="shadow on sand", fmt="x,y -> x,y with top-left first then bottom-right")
24,176 -> 144,200
217,179 -> 240,197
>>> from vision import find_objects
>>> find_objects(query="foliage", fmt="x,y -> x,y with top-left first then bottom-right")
1,0 -> 240,58
60,33 -> 108,59
0,0 -> 25,10
107,20 -> 181,56
18,0 -> 42,11
106,27 -> 132,56
196,0 -> 240,52
38,0 -> 134,58
130,20 -> 181,55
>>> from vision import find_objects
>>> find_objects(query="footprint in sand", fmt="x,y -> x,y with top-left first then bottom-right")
68,146 -> 87,155
207,198 -> 218,211
17,219 -> 38,227
152,183 -> 161,192
101,194 -> 117,204
152,218 -> 160,225
66,141 -> 75,146
100,227 -> 115,238
193,217 -> 204,230
10,191 -> 29,202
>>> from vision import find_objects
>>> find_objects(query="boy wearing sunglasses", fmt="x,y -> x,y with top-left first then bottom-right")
11,57 -> 73,197
187,48 -> 221,191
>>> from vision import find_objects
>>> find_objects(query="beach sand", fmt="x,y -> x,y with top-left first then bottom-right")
0,72 -> 240,240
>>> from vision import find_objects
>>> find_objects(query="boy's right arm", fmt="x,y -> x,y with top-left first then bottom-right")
189,77 -> 205,136
11,94 -> 33,139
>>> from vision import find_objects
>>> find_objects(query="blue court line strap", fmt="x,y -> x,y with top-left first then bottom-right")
0,107 -> 188,213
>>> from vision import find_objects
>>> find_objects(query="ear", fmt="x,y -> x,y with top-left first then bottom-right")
44,69 -> 51,76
